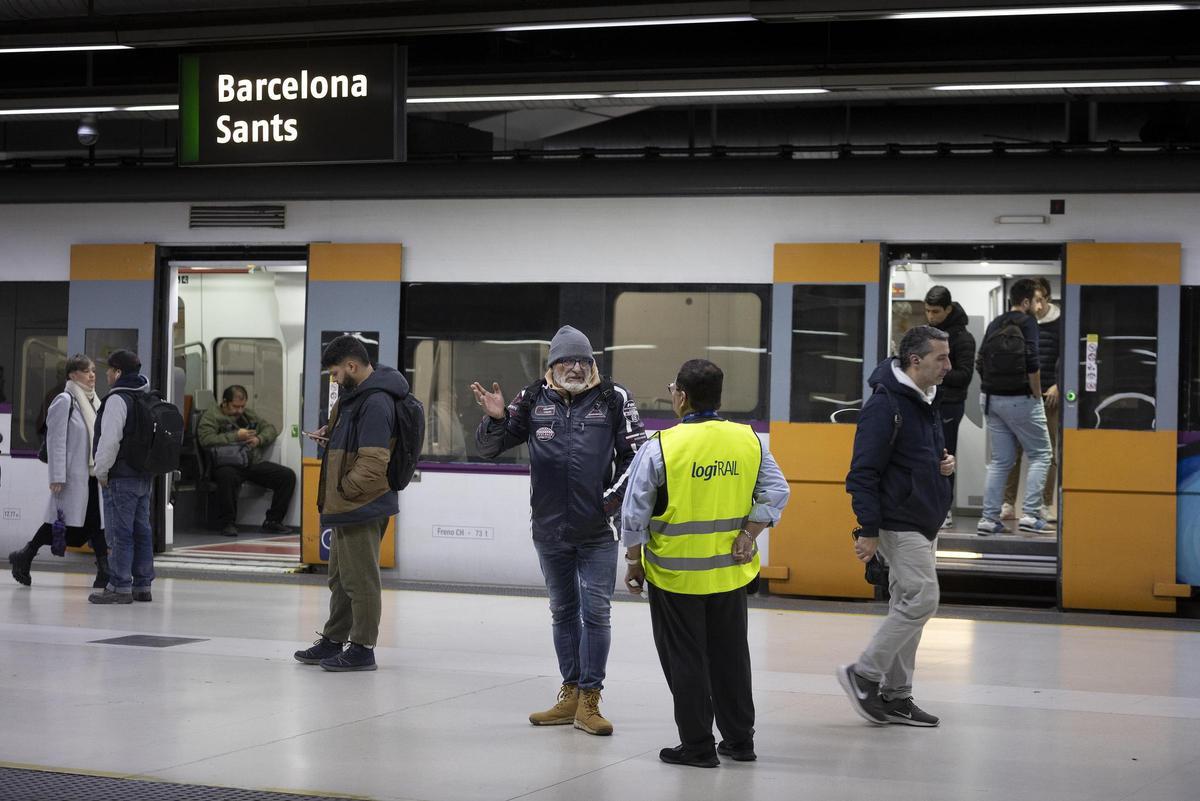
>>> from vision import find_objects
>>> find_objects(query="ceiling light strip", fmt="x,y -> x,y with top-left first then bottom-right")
0,44 -> 132,54
890,4 -> 1186,20
610,88 -> 828,98
496,16 -> 755,32
934,80 -> 1171,90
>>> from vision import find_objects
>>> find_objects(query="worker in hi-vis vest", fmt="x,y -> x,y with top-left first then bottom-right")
620,359 -> 789,769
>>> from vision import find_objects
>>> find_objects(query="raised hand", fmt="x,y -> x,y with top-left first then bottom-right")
469,381 -> 507,420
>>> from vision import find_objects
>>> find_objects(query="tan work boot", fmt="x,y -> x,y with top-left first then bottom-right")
529,683 -> 579,726
574,688 -> 613,736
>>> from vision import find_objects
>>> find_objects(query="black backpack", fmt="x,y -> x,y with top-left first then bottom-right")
118,390 -> 184,474
355,388 -> 426,491
976,312 -> 1029,394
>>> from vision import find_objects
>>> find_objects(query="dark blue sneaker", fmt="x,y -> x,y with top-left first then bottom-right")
294,636 -> 344,665
883,696 -> 940,727
320,642 -> 377,672
836,664 -> 887,724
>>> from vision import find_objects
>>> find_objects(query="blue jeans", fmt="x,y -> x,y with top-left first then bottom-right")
533,537 -> 618,691
103,476 -> 154,594
982,394 -> 1052,522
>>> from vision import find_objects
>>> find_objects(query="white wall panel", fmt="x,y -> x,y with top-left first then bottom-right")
2,194 -> 1200,282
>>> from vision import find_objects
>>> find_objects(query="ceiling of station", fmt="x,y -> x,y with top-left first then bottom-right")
3,1 -> 1200,161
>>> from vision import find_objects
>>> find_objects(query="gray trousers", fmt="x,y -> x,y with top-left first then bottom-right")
856,529 -> 939,701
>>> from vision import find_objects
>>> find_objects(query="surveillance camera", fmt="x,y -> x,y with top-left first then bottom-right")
77,117 -> 98,147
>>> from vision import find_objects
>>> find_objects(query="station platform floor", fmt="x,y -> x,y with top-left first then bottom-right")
2,572 -> 1199,801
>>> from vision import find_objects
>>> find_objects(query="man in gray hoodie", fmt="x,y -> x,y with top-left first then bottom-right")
89,349 -> 154,605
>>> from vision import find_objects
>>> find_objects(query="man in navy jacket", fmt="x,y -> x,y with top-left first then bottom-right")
471,325 -> 645,737
838,326 -> 955,728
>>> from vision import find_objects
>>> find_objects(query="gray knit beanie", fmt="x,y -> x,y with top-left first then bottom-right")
548,325 -> 594,366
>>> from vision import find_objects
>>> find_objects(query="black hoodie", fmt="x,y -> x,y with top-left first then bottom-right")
846,359 -> 953,540
932,302 -> 976,405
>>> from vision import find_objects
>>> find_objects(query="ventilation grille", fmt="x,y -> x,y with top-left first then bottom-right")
189,204 -> 286,229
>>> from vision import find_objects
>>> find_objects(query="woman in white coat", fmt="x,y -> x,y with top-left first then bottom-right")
9,354 -> 108,588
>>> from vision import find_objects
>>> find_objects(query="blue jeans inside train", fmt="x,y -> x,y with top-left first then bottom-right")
981,394 -> 1053,522
533,537 -> 618,691
103,476 -> 155,594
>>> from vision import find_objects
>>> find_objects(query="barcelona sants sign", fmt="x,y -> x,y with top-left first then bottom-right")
179,45 -> 405,166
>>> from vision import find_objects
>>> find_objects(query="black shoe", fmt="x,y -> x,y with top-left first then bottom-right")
294,636 -> 345,665
320,642 -> 377,672
717,740 -> 757,762
883,697 -> 940,727
88,589 -> 132,605
93,555 -> 110,589
8,547 -> 33,586
220,524 -> 238,537
658,745 -> 719,768
133,590 -> 152,602
261,520 -> 290,533
836,664 -> 887,725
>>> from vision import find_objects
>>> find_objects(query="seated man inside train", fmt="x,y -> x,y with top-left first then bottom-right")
197,385 -> 296,536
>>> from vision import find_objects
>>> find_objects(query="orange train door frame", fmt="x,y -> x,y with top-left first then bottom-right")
1060,244 -> 1189,612
301,244 -> 403,567
767,244 -> 883,598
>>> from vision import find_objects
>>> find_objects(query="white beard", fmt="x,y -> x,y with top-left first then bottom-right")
557,377 -> 589,394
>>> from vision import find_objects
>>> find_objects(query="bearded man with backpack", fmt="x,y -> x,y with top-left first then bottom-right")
89,350 -> 158,604
976,278 -> 1054,537
470,325 -> 646,737
294,334 -> 420,673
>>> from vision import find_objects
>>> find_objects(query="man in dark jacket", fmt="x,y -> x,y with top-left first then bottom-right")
88,349 -> 154,605
1003,277 -> 1061,523
293,335 -> 407,673
924,286 -> 976,528
470,325 -> 645,737
838,326 -> 954,728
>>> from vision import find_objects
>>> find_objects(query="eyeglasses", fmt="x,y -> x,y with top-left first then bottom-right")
555,357 -> 594,369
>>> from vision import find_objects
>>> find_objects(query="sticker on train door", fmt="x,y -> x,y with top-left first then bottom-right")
1085,334 -> 1099,392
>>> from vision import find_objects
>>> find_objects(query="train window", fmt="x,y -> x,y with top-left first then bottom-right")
0,283 -> 68,453
16,334 -> 68,452
213,338 -> 285,441
609,290 -> 766,419
1182,288 -> 1200,432
403,283 -> 562,465
1077,286 -> 1157,431
790,285 -> 866,423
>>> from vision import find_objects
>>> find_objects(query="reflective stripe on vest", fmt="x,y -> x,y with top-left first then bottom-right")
644,419 -> 762,595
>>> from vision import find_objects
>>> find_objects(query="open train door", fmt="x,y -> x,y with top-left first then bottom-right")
766,244 -> 882,599
1061,243 -> 1189,612
301,244 -> 403,568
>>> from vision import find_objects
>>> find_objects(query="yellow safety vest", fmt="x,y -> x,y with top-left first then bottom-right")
644,419 -> 762,595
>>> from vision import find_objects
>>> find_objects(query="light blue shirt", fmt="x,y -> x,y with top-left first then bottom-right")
619,426 -> 790,547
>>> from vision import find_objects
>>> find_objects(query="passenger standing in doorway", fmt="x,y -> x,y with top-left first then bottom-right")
924,286 -> 976,530
89,350 -> 154,605
1001,277 -> 1061,524
197,385 -> 297,536
471,325 -> 645,736
621,359 -> 789,767
976,279 -> 1054,536
294,335 -> 407,672
9,354 -> 108,589
839,326 -> 954,728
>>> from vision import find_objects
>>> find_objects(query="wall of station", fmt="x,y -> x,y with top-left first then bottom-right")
2,194 -> 1200,284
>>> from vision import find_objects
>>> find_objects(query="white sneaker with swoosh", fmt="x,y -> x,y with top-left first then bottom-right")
836,664 -> 887,724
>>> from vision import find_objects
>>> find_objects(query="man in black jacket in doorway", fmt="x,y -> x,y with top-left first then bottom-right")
924,286 -> 976,529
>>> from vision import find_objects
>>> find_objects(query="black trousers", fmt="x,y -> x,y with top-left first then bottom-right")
648,582 -> 755,754
29,477 -> 106,556
212,462 -> 296,527
940,400 -> 965,501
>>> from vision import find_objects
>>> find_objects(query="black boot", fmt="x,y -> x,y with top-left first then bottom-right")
93,554 -> 110,589
8,543 -> 37,586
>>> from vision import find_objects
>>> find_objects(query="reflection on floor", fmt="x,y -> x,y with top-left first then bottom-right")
166,527 -> 302,573
2,573 -> 1197,801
